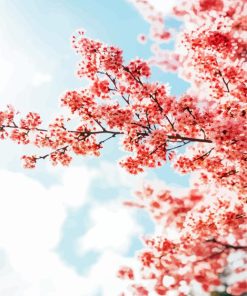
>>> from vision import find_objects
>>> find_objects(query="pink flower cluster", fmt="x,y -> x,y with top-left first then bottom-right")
121,185 -> 246,295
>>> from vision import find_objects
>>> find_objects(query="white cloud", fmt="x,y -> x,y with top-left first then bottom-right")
78,202 -> 143,253
148,0 -> 177,15
87,251 -> 136,296
98,161 -> 146,189
0,171 -> 63,250
0,168 -> 91,295
49,166 -> 98,208
32,72 -> 52,87
0,168 -> 93,275
128,0 -> 178,18
0,50 -> 33,100
0,249 -> 137,296
0,166 -> 143,295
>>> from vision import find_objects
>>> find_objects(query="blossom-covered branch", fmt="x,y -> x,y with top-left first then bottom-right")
1,19 -> 246,193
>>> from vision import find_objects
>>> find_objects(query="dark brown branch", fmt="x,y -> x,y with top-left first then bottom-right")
150,140 -> 190,155
196,248 -> 227,263
145,110 -> 151,130
99,71 -> 130,104
35,145 -> 69,160
218,70 -> 230,93
184,107 -> 207,139
151,92 -> 175,131
149,142 -> 166,155
98,133 -> 117,145
122,66 -> 176,131
1,124 -> 48,133
167,134 -> 212,143
167,141 -> 190,151
219,169 -> 238,179
1,124 -> 214,144
92,118 -> 106,131
193,148 -> 214,162
206,238 -> 247,250
195,239 -> 247,264
131,122 -> 151,131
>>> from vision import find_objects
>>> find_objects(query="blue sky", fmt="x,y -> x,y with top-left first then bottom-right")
0,1 -> 189,295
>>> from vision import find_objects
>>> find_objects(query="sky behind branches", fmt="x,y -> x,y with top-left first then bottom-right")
0,1 -> 190,295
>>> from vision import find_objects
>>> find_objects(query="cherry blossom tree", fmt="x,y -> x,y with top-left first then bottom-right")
0,0 -> 246,295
